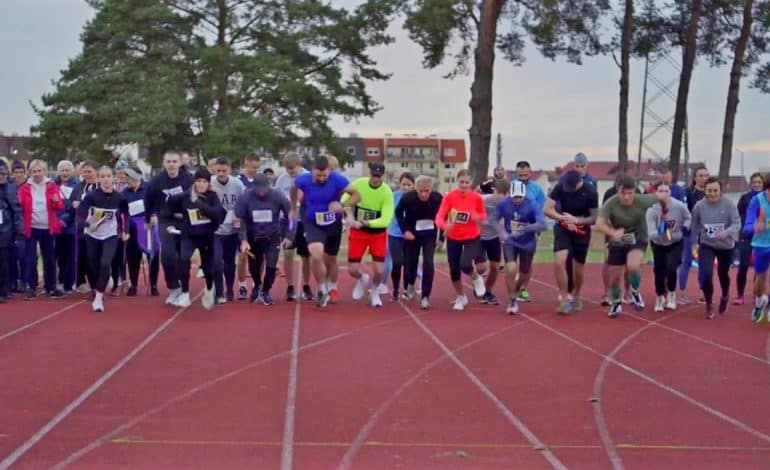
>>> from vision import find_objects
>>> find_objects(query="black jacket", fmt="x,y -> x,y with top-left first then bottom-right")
0,182 -> 23,247
162,189 -> 225,238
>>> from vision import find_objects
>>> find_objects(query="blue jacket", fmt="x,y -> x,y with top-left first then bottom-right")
0,182 -> 22,247
388,190 -> 404,237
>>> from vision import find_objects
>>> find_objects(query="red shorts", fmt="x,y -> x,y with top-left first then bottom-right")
348,229 -> 387,263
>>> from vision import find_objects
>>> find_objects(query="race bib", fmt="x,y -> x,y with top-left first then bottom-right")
315,211 -> 335,226
356,208 -> 378,222
90,207 -> 116,222
704,223 -> 725,239
621,233 -> 636,245
224,210 -> 235,225
187,208 -> 211,225
0,211 -> 3,224
510,220 -> 527,232
251,209 -> 273,223
162,186 -> 184,201
415,219 -> 435,231
452,210 -> 470,224
60,186 -> 73,199
128,199 -> 145,216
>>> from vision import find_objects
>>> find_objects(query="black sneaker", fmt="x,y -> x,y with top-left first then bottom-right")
482,292 -> 499,305
260,292 -> 275,306
302,285 -> 314,301
608,302 -> 622,319
391,292 -> 399,302
150,287 -> 160,297
239,285 -> 248,300
316,290 -> 329,308
718,297 -> 728,315
126,286 -> 138,297
286,285 -> 296,301
250,289 -> 260,303
46,289 -> 64,298
24,289 -> 36,301
226,290 -> 235,302
62,290 -> 75,297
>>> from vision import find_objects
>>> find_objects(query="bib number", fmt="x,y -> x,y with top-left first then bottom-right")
415,219 -> 435,231
452,210 -> 470,224
315,211 -> 335,226
620,233 -> 636,245
188,208 -> 211,226
356,208 -> 378,222
251,209 -> 273,223
704,223 -> 724,239
128,199 -> 145,216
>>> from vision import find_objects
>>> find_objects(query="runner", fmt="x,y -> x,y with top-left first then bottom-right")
78,166 -> 130,312
680,165 -> 709,303
144,151 -> 194,306
162,167 -> 226,310
600,176 -> 641,306
646,181 -> 691,312
396,175 -> 443,309
543,169 -> 599,313
475,179 -> 510,305
386,172 -> 415,301
343,162 -> 394,307
494,180 -> 547,314
235,174 -> 292,305
0,162 -> 22,303
435,169 -> 486,311
595,176 -> 657,318
274,152 -> 311,301
236,152 -> 261,299
690,177 -> 741,318
210,157 -> 245,304
122,166 -> 160,296
735,173 -> 764,306
741,175 -> 770,323
70,160 -> 100,293
290,156 -> 360,308
54,160 -> 78,295
512,160 -> 545,208
18,160 -> 65,300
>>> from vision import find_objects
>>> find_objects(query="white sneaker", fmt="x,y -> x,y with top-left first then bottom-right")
201,287 -> 215,311
452,295 -> 467,311
404,285 -> 416,300
165,288 -> 182,305
370,289 -> 383,308
420,297 -> 430,310
666,292 -> 677,310
377,283 -> 388,295
507,298 -> 519,315
174,292 -> 191,308
472,275 -> 486,299
77,283 -> 91,294
352,273 -> 370,301
91,293 -> 104,313
654,296 -> 665,312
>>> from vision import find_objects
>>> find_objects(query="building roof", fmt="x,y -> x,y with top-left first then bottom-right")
386,138 -> 440,147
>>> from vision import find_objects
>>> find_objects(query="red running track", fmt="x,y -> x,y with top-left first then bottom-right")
0,262 -> 769,469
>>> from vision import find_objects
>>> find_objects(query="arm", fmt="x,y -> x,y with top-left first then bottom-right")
279,193 -> 292,239
235,195 -> 249,241
742,196 -> 760,237
475,194 -> 487,222
10,187 -> 22,238
542,198 -> 562,221
143,180 -> 157,223
594,215 -> 618,239
522,205 -> 548,234
364,187 -> 394,229
646,206 -> 659,241
690,204 -> 701,242
681,202 -> 692,231
198,193 -> 226,225
395,197 -> 410,234
726,201 -> 742,240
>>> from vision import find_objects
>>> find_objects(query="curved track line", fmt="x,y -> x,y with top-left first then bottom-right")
52,312 -> 423,469
338,319 -> 530,469
0,292 -> 202,470
280,272 -> 302,470
394,300 -> 568,469
0,300 -> 86,343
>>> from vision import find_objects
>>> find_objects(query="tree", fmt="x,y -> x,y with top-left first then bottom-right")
404,0 -> 609,187
32,0 -> 399,163
617,0 -> 634,175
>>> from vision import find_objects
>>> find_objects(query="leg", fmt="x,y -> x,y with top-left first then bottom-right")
24,232 -> 40,293
160,227 -> 181,290
178,237 -> 198,294
484,239 -> 501,294
0,247 -> 9,299
126,236 -> 142,288
570,241 -> 590,301
652,244 -> 668,297
666,242 -> 683,294
39,231 -> 57,293
554,250 -> 569,298
566,251 -> 575,294
446,238 -> 464,295
679,234 -> 693,295
717,248 -> 733,301
736,239 -> 751,299
308,243 -> 327,288
420,235 -> 436,299
247,239 -> 267,295
212,235 -> 226,297
698,245 -> 716,305
460,239 -> 480,279
283,246 -> 296,290
200,239 -> 216,291
261,237 -> 281,294
388,236 -> 405,294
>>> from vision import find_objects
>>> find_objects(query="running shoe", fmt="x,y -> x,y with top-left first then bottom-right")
201,287 -> 215,311
302,285 -> 314,301
622,292 -> 634,304
260,292 -> 275,306
150,286 -> 160,297
91,296 -> 104,313
126,286 -> 137,297
654,296 -> 665,313
370,289 -> 383,308
572,299 -> 583,312
352,274 -> 370,301
556,298 -> 572,315
238,285 -> 248,300
250,288 -> 260,303
705,303 -> 715,319
600,296 -> 611,307
377,283 -> 388,295
472,275 -> 486,299
174,292 -> 191,308
718,297 -> 729,315
631,290 -> 645,310
506,298 -> 519,315
316,290 -> 330,308
165,288 -> 181,305
404,285 -> 416,300
216,296 -> 227,305
329,288 -> 340,304
286,285 -> 296,301
452,295 -> 468,311
482,292 -> 499,305
666,292 -> 677,310
517,289 -> 531,302
226,290 -> 234,302
420,297 -> 430,310
752,295 -> 768,323
732,295 -> 744,306
608,302 -> 622,319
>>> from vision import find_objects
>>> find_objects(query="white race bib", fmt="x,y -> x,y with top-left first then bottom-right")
162,186 -> 184,201
356,208 -> 378,222
187,208 -> 211,226
415,219 -> 435,231
128,199 -> 145,216
60,186 -> 73,199
315,211 -> 335,226
251,209 -> 273,223
621,233 -> 637,245
704,223 -> 725,239
0,211 -> 3,224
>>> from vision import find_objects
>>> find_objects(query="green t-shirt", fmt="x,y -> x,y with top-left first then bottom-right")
344,177 -> 394,231
599,194 -> 657,245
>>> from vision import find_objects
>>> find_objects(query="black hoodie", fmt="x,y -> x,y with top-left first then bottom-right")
161,189 -> 225,238
144,170 -> 194,224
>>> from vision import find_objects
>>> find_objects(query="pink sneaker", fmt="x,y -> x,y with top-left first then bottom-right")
732,296 -> 744,306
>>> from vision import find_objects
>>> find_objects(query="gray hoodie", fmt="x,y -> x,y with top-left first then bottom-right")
690,197 -> 741,250
646,198 -> 691,246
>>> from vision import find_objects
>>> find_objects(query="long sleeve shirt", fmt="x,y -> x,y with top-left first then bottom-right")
494,197 -> 547,251
347,177 -> 394,233
395,190 -> 443,237
742,192 -> 770,248
78,189 -> 129,241
144,170 -> 194,224
435,189 -> 486,241
0,182 -> 22,247
646,199 -> 691,246
234,189 -> 291,240
210,175 -> 245,236
690,197 -> 741,250
162,189 -> 225,238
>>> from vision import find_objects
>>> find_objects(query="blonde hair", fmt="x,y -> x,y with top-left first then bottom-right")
27,159 -> 48,172
282,152 -> 302,168
57,160 -> 74,172
326,154 -> 339,170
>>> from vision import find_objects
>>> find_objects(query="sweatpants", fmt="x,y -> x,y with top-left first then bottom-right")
735,238 -> 752,297
55,233 -> 76,291
388,235 -> 406,294
24,228 -> 56,292
247,235 -> 281,294
160,225 -> 183,290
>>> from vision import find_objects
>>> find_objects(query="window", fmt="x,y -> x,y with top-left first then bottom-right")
366,147 -> 380,157
346,146 -> 356,156
444,177 -> 451,183
429,163 -> 435,169
444,164 -> 451,170
443,147 -> 457,157
401,162 -> 408,168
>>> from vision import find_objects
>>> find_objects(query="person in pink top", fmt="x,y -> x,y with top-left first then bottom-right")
435,169 -> 487,311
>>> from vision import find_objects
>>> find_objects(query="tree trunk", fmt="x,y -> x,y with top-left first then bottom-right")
216,0 -> 228,117
618,0 -> 634,176
468,0 -> 503,188
668,0 -> 703,184
719,0 -> 753,183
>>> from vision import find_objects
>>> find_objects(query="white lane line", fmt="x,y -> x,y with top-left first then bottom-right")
0,300 -> 86,343
0,292 -> 202,469
338,319 -> 530,469
280,270 -> 302,470
396,299 -> 568,469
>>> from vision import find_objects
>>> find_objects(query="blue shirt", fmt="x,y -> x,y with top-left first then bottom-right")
294,171 -> 349,225
388,190 -> 404,237
744,192 -> 770,248
494,197 -> 547,252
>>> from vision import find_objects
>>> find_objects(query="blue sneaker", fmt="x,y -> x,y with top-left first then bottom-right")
260,292 -> 275,306
556,298 -> 573,315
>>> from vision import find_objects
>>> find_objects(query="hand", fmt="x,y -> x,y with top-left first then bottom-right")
471,212 -> 481,224
150,215 -> 158,227
121,232 -> 130,242
282,238 -> 294,250
561,213 -> 578,225
511,229 -> 522,238
329,201 -> 344,213
240,240 -> 250,254
715,229 -> 728,240
403,231 -> 415,241
166,226 -> 181,235
445,221 -> 455,234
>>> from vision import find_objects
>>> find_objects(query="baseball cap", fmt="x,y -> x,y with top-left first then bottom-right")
369,162 -> 385,177
561,170 -> 582,193
511,181 -> 526,198
573,152 -> 589,166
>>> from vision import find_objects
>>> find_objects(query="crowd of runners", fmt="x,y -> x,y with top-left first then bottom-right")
0,151 -> 769,324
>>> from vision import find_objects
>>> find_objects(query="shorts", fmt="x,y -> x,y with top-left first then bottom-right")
553,228 -> 590,264
475,238 -> 502,264
503,245 -> 534,274
303,220 -> 342,256
293,221 -> 309,257
606,240 -> 648,266
348,229 -> 387,262
753,246 -> 770,274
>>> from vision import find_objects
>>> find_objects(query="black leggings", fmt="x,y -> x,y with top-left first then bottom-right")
698,245 -> 733,304
389,235 -> 406,294
736,238 -> 752,297
651,241 -> 683,296
160,225 -> 182,290
404,234 -> 436,298
247,235 -> 281,294
125,223 -> 159,289
86,236 -> 119,293
180,236 -> 214,293
446,237 -> 480,283
110,239 -> 125,286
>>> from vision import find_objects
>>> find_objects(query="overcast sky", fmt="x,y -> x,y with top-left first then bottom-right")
1,0 -> 768,175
